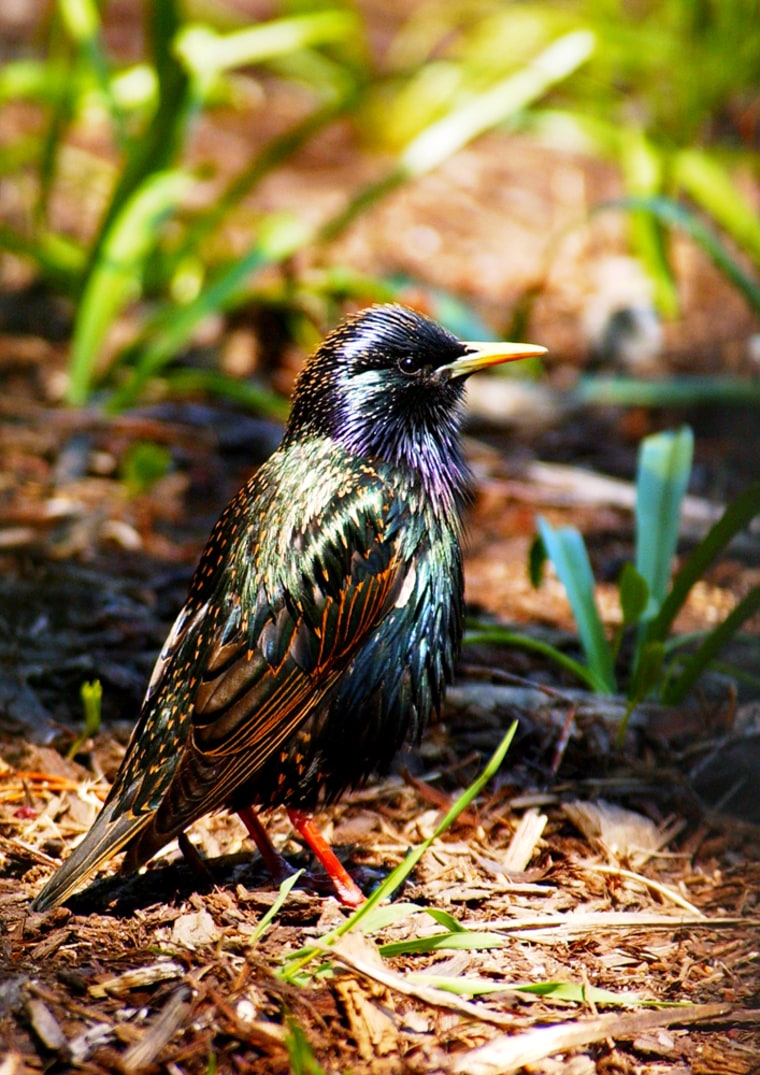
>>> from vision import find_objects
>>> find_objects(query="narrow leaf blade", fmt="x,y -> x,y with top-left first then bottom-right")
537,517 -> 616,693
635,427 -> 693,619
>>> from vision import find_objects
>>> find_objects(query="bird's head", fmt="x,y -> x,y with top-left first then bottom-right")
286,304 -> 545,496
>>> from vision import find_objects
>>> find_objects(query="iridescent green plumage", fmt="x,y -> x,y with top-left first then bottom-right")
32,305 -> 544,911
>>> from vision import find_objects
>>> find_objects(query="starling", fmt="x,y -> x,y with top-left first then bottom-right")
32,304 -> 545,911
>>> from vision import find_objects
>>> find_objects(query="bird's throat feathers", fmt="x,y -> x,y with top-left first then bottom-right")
332,391 -> 471,512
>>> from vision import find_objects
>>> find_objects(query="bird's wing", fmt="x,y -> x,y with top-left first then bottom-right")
145,474 -> 410,828
31,470 -> 409,910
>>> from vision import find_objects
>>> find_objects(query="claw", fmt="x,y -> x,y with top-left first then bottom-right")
237,804 -> 365,907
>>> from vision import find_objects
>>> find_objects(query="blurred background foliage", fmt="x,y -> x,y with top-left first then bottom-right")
0,0 -> 758,407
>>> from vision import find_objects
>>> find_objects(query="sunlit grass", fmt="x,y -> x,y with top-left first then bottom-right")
2,1 -> 757,407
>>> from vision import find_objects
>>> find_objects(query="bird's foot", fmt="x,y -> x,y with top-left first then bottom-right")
237,805 -> 366,907
287,809 -> 365,908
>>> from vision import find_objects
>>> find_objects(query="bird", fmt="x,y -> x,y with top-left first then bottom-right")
32,304 -> 545,912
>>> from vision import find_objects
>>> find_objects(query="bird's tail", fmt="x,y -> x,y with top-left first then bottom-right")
31,802 -> 152,913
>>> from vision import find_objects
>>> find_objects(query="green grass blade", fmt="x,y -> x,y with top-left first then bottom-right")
169,97 -> 353,272
0,224 -> 84,290
37,8 -> 78,225
356,903 -> 469,939
284,1017 -> 328,1075
159,370 -> 289,421
536,518 -> 616,693
67,169 -> 193,404
634,427 -> 693,623
511,980 -> 649,1007
66,678 -> 102,760
59,0 -> 126,146
378,930 -> 505,957
675,147 -> 760,266
409,974 -> 652,1006
619,128 -> 677,316
354,902 -> 433,935
423,907 -> 467,932
400,30 -> 595,177
618,563 -> 649,628
175,12 -> 358,81
333,722 -> 518,937
249,870 -> 304,945
575,376 -> 760,408
83,0 -> 195,279
406,973 -> 511,997
663,586 -> 760,704
646,482 -> 760,645
0,59 -> 63,103
464,626 -> 605,693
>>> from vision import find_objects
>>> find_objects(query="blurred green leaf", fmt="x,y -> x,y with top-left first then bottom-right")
536,517 -> 616,693
401,30 -> 595,177
619,129 -> 678,316
576,376 -> 760,408
59,0 -> 125,144
0,59 -> 69,103
646,482 -> 760,647
120,441 -> 172,496
175,12 -> 358,82
110,212 -> 314,409
529,534 -> 548,589
284,1018 -> 328,1075
635,427 -> 693,621
618,563 -> 649,628
663,586 -> 760,705
67,169 -> 193,405
0,225 -> 84,291
675,148 -> 760,267
67,678 -> 102,759
319,30 -> 594,244
168,96 -> 354,277
597,196 -> 760,316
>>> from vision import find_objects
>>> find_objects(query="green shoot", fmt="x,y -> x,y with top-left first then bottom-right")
119,441 -> 172,497
634,427 -> 694,625
536,518 -> 617,693
249,870 -> 304,946
283,1017 -> 328,1075
67,679 -> 103,759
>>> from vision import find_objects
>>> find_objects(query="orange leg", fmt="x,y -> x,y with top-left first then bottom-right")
287,809 -> 365,908
238,804 -> 365,907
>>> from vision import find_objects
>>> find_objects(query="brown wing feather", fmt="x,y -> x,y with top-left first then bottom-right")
32,461 -> 407,910
132,527 -> 405,854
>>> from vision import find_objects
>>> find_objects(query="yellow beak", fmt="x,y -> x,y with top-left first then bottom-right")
443,339 -> 547,379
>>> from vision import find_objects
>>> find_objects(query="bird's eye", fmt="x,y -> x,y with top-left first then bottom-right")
398,354 -> 424,376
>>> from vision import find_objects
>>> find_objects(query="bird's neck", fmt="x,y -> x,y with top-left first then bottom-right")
337,417 -> 471,517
